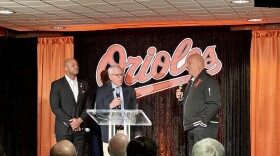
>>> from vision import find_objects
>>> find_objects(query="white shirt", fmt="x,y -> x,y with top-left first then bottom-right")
65,74 -> 78,102
111,82 -> 124,110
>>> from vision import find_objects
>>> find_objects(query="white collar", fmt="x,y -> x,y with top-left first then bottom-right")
65,74 -> 77,82
191,77 -> 195,81
111,82 -> 121,89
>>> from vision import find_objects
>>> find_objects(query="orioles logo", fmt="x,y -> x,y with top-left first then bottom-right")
96,38 -> 222,98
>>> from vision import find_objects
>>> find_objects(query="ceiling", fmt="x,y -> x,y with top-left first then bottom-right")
0,0 -> 279,32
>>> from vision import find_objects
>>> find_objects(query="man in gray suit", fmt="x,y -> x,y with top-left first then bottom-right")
95,65 -> 138,156
50,58 -> 91,156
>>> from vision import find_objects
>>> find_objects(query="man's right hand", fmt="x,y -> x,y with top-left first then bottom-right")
109,97 -> 122,109
176,89 -> 183,99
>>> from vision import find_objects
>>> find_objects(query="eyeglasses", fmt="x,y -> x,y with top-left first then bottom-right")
110,73 -> 125,77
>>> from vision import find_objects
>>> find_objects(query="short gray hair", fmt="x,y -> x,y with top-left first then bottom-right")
192,138 -> 225,156
108,65 -> 123,74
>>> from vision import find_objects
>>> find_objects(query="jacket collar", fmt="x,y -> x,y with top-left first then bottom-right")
192,69 -> 207,82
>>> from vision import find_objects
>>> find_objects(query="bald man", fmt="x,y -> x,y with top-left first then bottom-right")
192,138 -> 225,156
176,54 -> 221,156
50,58 -> 92,156
108,133 -> 129,156
50,140 -> 77,156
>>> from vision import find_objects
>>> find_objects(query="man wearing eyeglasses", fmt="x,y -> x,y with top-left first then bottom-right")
95,65 -> 138,156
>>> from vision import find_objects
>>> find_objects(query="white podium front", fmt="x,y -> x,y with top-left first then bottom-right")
87,109 -> 152,142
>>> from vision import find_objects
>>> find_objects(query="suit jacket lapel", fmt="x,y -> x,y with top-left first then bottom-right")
104,82 -> 115,105
62,77 -> 76,104
122,85 -> 129,109
107,82 -> 114,99
77,80 -> 82,104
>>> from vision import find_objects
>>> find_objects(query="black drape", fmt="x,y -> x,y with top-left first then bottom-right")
0,37 -> 37,156
69,27 -> 251,156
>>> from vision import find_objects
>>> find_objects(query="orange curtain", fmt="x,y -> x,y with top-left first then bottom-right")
250,30 -> 280,156
37,37 -> 74,156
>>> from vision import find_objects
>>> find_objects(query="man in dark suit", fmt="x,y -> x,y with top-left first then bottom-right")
95,65 -> 138,156
50,58 -> 91,156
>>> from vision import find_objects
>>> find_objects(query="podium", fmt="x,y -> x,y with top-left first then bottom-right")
87,109 -> 152,142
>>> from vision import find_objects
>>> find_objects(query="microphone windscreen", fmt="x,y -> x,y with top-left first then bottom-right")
85,128 -> 90,132
116,87 -> 120,97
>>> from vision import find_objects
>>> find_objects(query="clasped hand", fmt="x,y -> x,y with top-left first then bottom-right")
69,117 -> 83,131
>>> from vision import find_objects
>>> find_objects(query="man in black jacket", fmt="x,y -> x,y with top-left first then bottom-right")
50,58 -> 91,156
176,54 -> 221,156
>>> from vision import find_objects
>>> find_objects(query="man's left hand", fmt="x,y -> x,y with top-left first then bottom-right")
69,117 -> 83,129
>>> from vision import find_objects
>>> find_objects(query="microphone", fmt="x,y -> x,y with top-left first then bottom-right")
116,87 -> 120,98
178,81 -> 183,101
179,81 -> 182,90
115,87 -> 121,109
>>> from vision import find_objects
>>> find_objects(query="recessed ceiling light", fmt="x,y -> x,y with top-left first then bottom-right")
0,10 -> 14,14
231,0 -> 250,4
50,26 -> 66,29
248,18 -> 264,22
